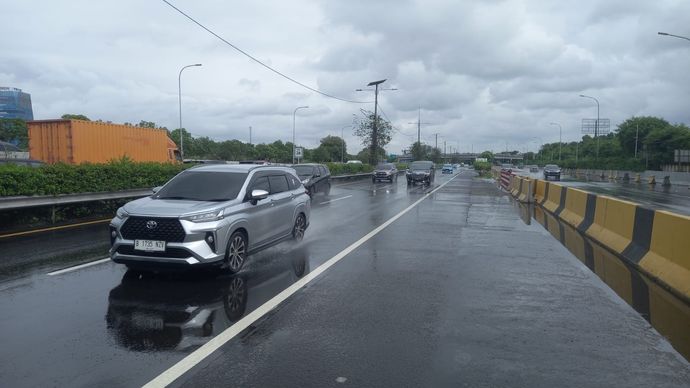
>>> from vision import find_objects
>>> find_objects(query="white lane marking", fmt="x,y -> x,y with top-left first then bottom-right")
46,257 -> 110,276
319,195 -> 353,205
143,174 -> 460,388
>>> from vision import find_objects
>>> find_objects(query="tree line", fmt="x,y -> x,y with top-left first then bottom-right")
527,116 -> 690,171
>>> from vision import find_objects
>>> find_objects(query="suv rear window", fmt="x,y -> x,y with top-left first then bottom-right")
286,173 -> 301,190
156,171 -> 248,201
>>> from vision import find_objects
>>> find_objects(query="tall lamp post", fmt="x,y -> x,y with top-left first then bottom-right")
292,106 -> 309,164
579,94 -> 600,159
658,32 -> 690,42
178,63 -> 202,160
340,125 -> 352,163
549,122 -> 562,161
356,80 -> 396,165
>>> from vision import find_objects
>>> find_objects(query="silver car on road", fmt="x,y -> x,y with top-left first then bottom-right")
109,164 -> 310,273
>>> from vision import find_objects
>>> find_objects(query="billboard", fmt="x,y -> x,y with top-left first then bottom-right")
581,118 -> 610,135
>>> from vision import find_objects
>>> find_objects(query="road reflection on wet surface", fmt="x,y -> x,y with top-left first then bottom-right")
106,246 -> 310,353
522,201 -> 690,360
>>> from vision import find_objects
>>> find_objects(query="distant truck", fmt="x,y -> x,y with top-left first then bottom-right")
28,119 -> 180,164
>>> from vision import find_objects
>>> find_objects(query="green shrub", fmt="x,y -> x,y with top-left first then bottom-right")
473,161 -> 492,172
0,161 -> 188,197
326,162 -> 374,176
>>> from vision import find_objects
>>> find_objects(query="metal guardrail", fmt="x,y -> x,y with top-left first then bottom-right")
0,189 -> 154,211
0,172 -> 379,211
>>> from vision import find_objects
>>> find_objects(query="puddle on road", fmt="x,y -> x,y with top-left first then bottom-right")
105,244 -> 311,353
517,201 -> 690,361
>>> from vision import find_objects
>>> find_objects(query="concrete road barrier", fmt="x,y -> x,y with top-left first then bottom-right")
586,195 -> 638,254
535,180 -> 548,204
559,187 -> 590,229
543,183 -> 564,214
639,210 -> 690,300
530,178 -> 690,309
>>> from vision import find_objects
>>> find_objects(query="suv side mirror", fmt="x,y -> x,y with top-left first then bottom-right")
152,186 -> 163,194
249,189 -> 269,205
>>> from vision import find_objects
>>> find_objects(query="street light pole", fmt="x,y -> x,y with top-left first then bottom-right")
579,94 -> 600,159
292,106 -> 309,164
340,125 -> 351,163
178,63 -> 202,160
356,80 -> 395,164
658,32 -> 690,42
549,122 -> 562,161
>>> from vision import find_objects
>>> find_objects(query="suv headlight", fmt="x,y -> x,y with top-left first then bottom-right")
116,207 -> 129,219
181,209 -> 225,223
301,178 -> 310,184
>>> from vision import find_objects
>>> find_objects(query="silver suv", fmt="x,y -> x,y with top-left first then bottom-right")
109,164 -> 310,273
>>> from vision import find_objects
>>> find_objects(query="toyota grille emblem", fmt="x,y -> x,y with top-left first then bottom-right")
146,220 -> 158,230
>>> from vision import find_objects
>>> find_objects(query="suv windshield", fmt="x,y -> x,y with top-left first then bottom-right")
410,162 -> 431,170
545,165 -> 560,169
376,163 -> 394,170
293,165 -> 315,177
156,171 -> 248,201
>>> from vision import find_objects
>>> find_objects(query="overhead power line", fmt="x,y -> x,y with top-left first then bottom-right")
162,0 -> 370,104
377,105 -> 416,138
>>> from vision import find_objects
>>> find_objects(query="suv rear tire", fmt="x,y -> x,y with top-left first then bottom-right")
293,213 -> 306,241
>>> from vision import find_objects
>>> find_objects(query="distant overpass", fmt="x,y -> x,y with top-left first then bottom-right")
398,152 -> 525,163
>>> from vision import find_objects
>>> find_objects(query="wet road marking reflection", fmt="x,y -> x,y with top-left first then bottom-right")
142,174 -> 461,388
47,257 -> 110,276
319,195 -> 353,205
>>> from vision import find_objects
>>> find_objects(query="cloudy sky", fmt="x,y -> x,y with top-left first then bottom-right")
2,0 -> 689,155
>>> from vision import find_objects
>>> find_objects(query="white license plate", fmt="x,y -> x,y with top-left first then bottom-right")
131,313 -> 164,330
134,239 -> 166,252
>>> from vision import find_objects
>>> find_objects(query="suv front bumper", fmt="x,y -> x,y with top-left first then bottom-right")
109,216 -> 229,268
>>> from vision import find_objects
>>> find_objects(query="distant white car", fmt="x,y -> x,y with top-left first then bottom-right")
346,160 -> 362,164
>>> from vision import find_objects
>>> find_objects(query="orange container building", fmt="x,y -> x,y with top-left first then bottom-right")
28,119 -> 180,164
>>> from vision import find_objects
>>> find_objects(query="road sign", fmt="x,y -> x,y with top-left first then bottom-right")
294,147 -> 303,158
581,118 -> 610,135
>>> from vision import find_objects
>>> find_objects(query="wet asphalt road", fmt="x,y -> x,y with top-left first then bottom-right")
1,170 -> 689,387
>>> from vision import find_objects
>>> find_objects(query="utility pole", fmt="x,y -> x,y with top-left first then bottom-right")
371,80 -> 383,165
409,107 -> 431,146
432,133 -> 440,151
249,126 -> 252,145
357,79 -> 395,165
417,108 -> 421,144
635,123 -> 639,158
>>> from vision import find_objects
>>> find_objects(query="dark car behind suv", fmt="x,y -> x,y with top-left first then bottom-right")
406,161 -> 435,186
293,164 -> 331,196
372,163 -> 398,183
543,164 -> 561,181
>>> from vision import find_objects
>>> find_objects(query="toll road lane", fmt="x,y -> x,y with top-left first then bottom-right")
169,173 -> 690,388
556,178 -> 690,216
0,171 -> 454,388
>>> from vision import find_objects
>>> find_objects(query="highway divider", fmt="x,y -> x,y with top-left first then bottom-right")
509,177 -> 690,305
